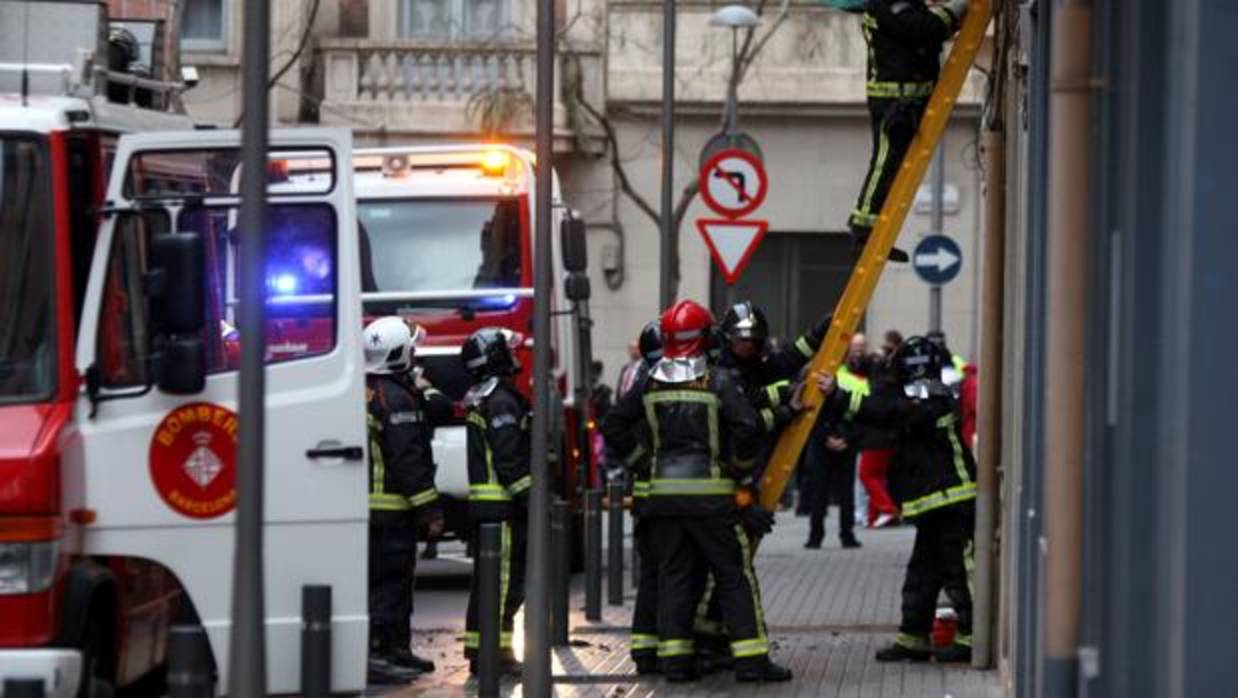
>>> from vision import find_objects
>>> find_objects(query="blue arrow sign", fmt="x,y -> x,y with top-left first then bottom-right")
913,235 -> 963,285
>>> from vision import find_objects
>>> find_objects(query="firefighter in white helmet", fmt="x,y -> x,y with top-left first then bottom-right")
363,317 -> 451,682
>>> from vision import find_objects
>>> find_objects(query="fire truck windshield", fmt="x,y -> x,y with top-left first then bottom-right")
358,197 -> 524,309
0,136 -> 55,403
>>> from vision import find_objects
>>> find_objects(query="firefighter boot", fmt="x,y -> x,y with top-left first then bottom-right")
851,224 -> 910,263
875,637 -> 932,663
384,628 -> 436,674
735,657 -> 794,683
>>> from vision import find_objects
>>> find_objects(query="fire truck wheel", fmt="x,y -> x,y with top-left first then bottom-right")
78,601 -> 117,698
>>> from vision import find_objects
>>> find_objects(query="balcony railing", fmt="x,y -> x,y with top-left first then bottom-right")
318,39 -> 601,143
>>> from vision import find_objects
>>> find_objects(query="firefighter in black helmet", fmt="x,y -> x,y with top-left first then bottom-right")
618,319 -> 664,674
816,335 -> 977,663
460,327 -> 531,675
603,301 -> 792,683
846,0 -> 969,262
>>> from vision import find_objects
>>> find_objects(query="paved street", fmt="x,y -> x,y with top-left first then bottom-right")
378,513 -> 1001,697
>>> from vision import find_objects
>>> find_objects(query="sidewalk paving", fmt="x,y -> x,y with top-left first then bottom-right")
379,513 -> 1001,697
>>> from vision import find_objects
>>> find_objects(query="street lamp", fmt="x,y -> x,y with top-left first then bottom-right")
709,4 -> 761,134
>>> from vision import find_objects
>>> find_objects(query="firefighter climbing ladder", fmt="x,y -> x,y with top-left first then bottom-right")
757,0 -> 994,513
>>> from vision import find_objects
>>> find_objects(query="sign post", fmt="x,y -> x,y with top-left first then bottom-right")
696,146 -> 769,288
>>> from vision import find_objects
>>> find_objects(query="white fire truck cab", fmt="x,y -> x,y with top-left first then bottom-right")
1,123 -> 372,695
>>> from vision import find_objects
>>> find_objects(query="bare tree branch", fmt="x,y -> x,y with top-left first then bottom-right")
574,88 -> 662,226
232,0 -> 323,127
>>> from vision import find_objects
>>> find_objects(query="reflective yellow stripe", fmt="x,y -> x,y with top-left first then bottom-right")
900,483 -> 977,517
409,488 -> 439,507
630,634 -> 659,650
462,631 -> 514,650
953,354 -> 968,371
954,633 -> 973,648
850,209 -> 879,227
499,521 -> 511,647
866,80 -> 935,98
624,444 -> 647,467
731,638 -> 770,658
896,632 -> 931,650
859,113 -> 893,216
846,390 -> 864,420
837,365 -> 871,396
940,413 -> 973,486
764,380 -> 789,405
657,639 -> 695,658
469,483 -> 512,502
929,6 -> 954,26
369,493 -> 412,511
507,474 -> 532,495
760,407 -> 776,432
795,336 -> 813,358
368,412 -> 386,496
735,524 -> 768,645
632,481 -> 651,499
648,479 -> 736,496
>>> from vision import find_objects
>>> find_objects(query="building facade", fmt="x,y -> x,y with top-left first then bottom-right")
115,0 -> 987,377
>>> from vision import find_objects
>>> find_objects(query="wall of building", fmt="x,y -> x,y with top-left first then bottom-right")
566,109 -> 984,384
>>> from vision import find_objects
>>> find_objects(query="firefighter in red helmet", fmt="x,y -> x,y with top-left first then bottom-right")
602,300 -> 792,683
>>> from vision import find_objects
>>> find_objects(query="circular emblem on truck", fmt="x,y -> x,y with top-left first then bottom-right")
149,402 -> 239,519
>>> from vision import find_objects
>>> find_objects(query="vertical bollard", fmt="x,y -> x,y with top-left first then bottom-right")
167,625 -> 214,698
550,499 -> 571,645
477,522 -> 503,698
301,585 -> 332,698
584,489 -> 603,620
2,679 -> 45,698
607,480 -> 625,606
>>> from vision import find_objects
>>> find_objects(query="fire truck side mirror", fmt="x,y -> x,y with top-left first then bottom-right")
157,338 -> 207,395
148,232 -> 206,335
560,217 -> 588,273
564,272 -> 591,302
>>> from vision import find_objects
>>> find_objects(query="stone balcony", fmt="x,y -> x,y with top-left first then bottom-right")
317,38 -> 603,148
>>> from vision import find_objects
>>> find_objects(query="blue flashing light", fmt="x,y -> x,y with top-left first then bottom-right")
269,272 -> 300,296
475,293 -> 518,309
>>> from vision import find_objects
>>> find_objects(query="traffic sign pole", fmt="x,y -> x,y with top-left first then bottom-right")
929,143 -> 945,332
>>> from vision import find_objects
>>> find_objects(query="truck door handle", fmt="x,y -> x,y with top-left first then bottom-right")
306,445 -> 364,461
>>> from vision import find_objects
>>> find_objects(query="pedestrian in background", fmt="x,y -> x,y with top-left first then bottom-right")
858,333 -> 902,528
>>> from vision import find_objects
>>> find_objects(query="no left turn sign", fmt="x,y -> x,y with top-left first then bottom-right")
699,149 -> 768,220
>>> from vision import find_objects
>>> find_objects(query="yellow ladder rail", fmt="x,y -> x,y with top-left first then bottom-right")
757,1 -> 993,513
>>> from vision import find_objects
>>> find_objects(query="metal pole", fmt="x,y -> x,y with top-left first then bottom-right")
607,480 -> 625,606
524,0 -> 555,690
658,0 -> 676,308
576,301 -> 594,489
551,499 -> 571,645
168,625 -> 214,698
929,141 -> 945,332
229,1 -> 270,695
584,489 -> 603,620
477,523 -> 503,698
300,585 -> 332,697
726,29 -> 739,134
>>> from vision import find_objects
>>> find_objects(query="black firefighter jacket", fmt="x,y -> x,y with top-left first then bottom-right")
863,0 -> 964,99
465,379 -> 533,522
367,374 -> 453,523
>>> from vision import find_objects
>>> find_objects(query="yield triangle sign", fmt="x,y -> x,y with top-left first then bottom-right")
696,218 -> 769,284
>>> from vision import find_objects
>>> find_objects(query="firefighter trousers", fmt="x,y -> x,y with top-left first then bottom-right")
897,503 -> 976,650
652,515 -> 770,671
368,515 -> 418,652
631,517 -> 660,660
849,97 -> 931,232
464,518 -> 527,658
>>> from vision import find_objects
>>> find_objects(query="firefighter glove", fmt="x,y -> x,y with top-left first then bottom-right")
740,503 -> 776,537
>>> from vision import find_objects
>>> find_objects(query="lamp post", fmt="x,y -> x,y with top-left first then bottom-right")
709,5 -> 760,135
